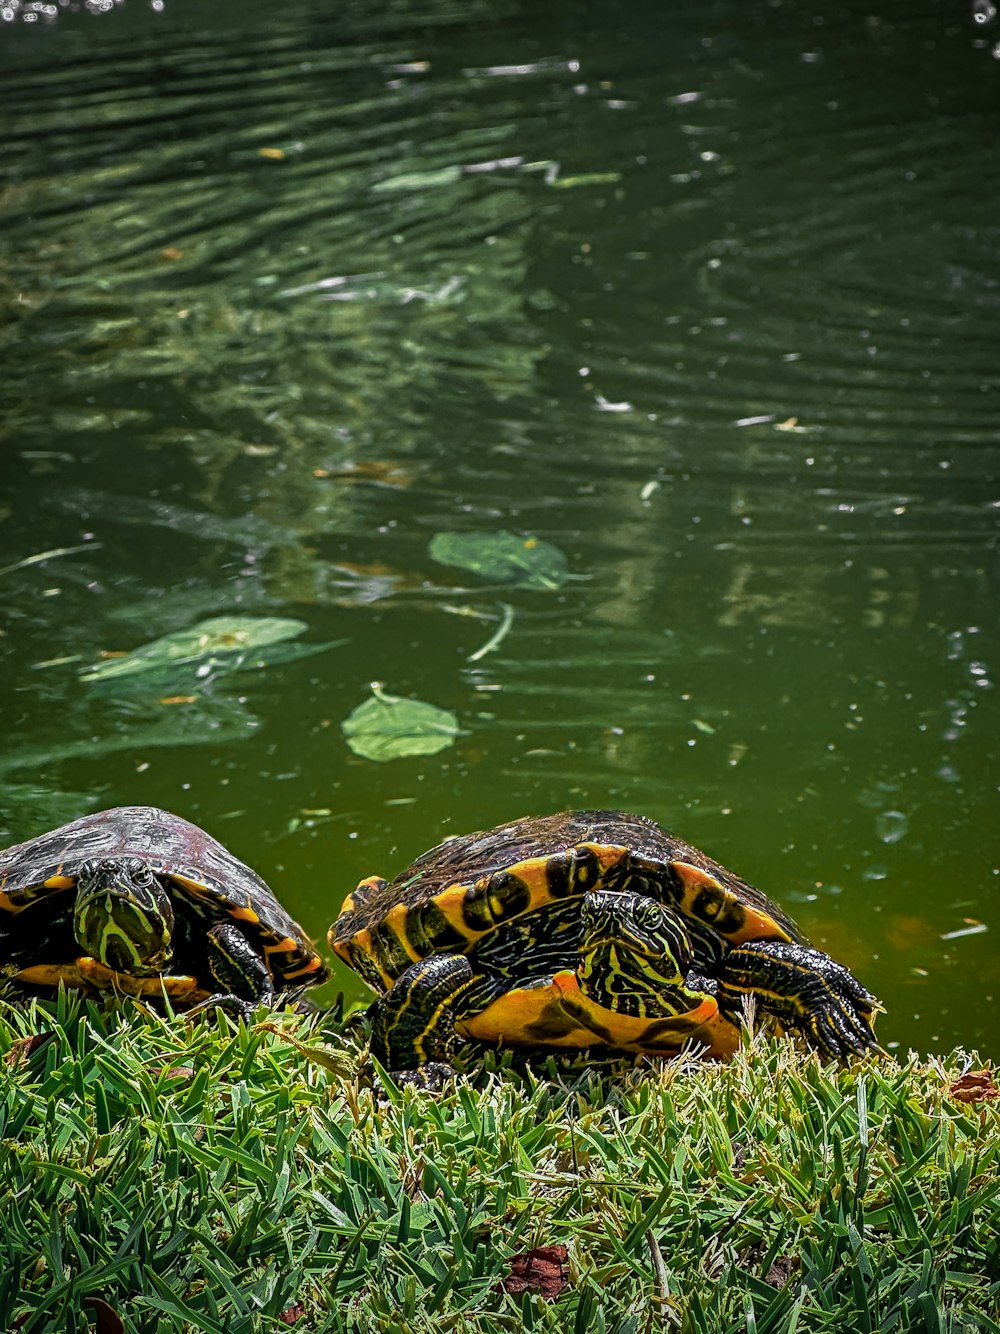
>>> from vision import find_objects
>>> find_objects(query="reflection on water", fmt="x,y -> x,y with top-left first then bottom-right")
1,0 -> 997,1056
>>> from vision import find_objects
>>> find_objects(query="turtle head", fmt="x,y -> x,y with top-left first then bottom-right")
578,891 -> 694,1014
74,857 -> 175,975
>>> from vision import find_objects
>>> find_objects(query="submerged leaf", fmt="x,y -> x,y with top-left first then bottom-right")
80,616 -> 310,682
548,171 -> 622,189
429,530 -> 568,590
342,685 -> 458,762
372,165 -> 463,193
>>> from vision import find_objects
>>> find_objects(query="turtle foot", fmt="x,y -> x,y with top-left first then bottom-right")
717,940 -> 883,1062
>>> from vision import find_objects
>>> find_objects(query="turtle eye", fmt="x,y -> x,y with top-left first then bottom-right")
635,898 -> 666,930
123,858 -> 156,886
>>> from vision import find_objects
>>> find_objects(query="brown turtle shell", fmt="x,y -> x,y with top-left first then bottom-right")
0,805 -> 327,989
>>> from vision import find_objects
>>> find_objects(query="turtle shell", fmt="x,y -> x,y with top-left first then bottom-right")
0,805 -> 328,991
330,809 -> 803,995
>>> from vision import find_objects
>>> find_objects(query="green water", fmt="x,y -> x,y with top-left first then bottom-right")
1,0 -> 997,1058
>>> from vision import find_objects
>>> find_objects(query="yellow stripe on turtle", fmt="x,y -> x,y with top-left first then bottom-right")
572,842 -> 632,882
16,958 -> 204,1002
386,957 -> 460,1065
263,935 -> 303,960
382,901 -> 427,962
332,843 -> 634,987
43,874 -> 76,891
335,925 -> 388,982
281,955 -> 326,981
227,904 -> 261,926
170,873 -> 214,898
14,962 -> 85,987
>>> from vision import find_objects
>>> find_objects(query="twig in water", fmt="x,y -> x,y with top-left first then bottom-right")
467,603 -> 515,662
0,543 -> 100,579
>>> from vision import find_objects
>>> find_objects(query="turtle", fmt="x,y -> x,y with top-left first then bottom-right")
0,805 -> 329,1014
329,810 -> 882,1085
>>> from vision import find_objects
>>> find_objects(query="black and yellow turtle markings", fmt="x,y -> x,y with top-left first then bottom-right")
344,937 -> 392,992
453,844 -> 630,935
461,970 -> 614,1047
407,897 -> 476,955
261,933 -> 310,966
337,875 -> 387,920
370,955 -> 477,1071
392,965 -> 458,1065
668,862 -> 792,945
340,907 -> 451,988
334,844 -> 632,989
0,871 -> 76,913
169,872 -> 230,904
14,962 -> 88,988
631,1000 -> 742,1057
280,953 -> 328,981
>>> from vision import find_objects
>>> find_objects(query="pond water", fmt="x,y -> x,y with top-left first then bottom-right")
2,0 -> 998,1058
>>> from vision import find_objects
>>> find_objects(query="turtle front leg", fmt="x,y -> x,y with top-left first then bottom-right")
716,940 -> 883,1060
369,954 -> 477,1089
190,921 -> 276,1021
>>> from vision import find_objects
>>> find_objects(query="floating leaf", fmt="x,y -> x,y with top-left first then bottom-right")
79,616 -> 342,687
429,530 -> 568,590
342,684 -> 458,762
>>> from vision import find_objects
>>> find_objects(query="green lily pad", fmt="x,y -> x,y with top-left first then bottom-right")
342,685 -> 459,762
80,616 -> 311,683
429,530 -> 568,590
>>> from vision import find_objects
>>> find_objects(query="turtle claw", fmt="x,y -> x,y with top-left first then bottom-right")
811,1007 -> 877,1062
185,992 -> 259,1024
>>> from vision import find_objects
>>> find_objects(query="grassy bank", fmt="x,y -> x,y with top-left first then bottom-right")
1,995 -> 997,1333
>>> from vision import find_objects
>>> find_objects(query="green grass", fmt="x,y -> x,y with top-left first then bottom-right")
1,994 -> 998,1333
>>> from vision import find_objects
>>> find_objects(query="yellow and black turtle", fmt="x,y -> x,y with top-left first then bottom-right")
0,805 -> 328,1014
330,810 -> 882,1085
